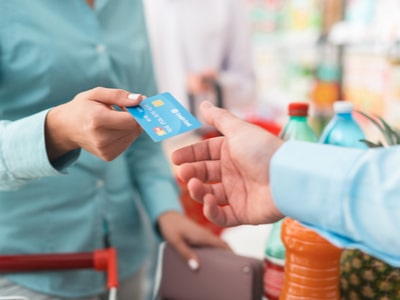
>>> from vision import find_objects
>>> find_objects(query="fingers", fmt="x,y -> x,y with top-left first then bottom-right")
177,160 -> 222,183
172,238 -> 231,272
203,194 -> 241,227
81,87 -> 144,133
82,87 -> 144,107
159,211 -> 232,272
200,101 -> 246,136
100,110 -> 142,131
92,128 -> 143,161
46,87 -> 144,162
172,136 -> 224,165
171,240 -> 201,271
187,178 -> 227,206
170,229 -> 231,272
187,178 -> 236,226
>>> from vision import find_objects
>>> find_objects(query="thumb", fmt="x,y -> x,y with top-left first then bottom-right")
199,101 -> 246,136
83,87 -> 144,108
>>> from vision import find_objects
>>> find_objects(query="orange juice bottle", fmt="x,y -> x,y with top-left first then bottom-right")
280,218 -> 342,299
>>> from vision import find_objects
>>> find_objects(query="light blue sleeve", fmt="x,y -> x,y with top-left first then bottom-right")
0,110 -> 79,190
270,140 -> 400,267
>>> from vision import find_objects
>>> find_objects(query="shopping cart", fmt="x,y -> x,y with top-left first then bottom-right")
0,248 -> 118,300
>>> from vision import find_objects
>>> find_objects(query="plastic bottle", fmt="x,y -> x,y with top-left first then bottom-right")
280,219 -> 343,299
277,102 -> 342,300
318,100 -> 367,300
263,102 -> 317,300
319,101 -> 367,149
263,219 -> 285,300
279,102 -> 318,142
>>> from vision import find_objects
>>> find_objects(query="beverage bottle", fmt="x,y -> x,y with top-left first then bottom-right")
319,101 -> 367,149
277,102 -> 342,300
318,101 -> 367,299
263,219 -> 285,300
263,102 -> 317,300
280,219 -> 343,299
279,102 -> 318,142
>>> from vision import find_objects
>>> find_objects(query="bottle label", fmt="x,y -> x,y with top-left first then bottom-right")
264,259 -> 285,299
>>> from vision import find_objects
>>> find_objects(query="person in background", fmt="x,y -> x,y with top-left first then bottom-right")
172,101 -> 400,268
144,0 -> 256,142
0,1 -> 228,300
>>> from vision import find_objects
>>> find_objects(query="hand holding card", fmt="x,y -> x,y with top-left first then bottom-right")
126,92 -> 202,142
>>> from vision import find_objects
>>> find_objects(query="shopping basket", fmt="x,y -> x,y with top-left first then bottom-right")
0,248 -> 118,300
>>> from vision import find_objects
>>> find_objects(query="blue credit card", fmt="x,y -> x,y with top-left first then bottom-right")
126,92 -> 202,142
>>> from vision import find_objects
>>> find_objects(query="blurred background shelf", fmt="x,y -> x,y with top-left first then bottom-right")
245,0 -> 400,137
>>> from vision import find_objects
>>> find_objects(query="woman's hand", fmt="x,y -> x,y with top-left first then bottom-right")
157,211 -> 230,270
45,87 -> 143,161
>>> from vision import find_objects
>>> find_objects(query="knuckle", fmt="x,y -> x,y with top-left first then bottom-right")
78,87 -> 102,99
86,119 -> 101,132
91,87 -> 103,94
114,89 -> 128,100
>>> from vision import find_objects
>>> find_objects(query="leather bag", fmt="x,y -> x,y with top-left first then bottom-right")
156,243 -> 264,300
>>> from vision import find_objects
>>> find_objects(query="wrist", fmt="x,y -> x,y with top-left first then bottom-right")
45,105 -> 78,161
264,189 -> 285,223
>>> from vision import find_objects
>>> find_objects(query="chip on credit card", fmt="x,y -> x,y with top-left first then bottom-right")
126,92 -> 202,142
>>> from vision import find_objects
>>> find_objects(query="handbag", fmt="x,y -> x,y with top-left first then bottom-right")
156,243 -> 264,300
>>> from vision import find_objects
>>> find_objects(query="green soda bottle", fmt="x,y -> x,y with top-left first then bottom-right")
280,102 -> 318,142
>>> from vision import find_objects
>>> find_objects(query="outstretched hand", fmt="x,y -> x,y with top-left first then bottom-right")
172,101 -> 285,227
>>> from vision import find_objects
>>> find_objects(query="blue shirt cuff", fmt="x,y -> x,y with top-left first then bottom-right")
270,141 -> 362,237
2,110 -> 80,184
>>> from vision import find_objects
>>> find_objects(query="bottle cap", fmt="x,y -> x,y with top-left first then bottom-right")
288,102 -> 309,116
333,101 -> 353,113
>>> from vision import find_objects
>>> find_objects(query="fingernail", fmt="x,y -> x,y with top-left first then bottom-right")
128,93 -> 141,100
188,259 -> 199,271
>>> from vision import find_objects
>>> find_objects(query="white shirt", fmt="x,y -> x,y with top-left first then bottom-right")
144,0 -> 256,116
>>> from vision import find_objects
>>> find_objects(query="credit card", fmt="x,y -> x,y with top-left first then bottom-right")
126,92 -> 202,142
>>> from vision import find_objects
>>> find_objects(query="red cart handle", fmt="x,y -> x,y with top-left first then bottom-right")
0,248 -> 118,289
94,248 -> 118,289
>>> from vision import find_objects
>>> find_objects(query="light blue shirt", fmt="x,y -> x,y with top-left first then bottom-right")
271,140 -> 400,267
0,0 -> 181,297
